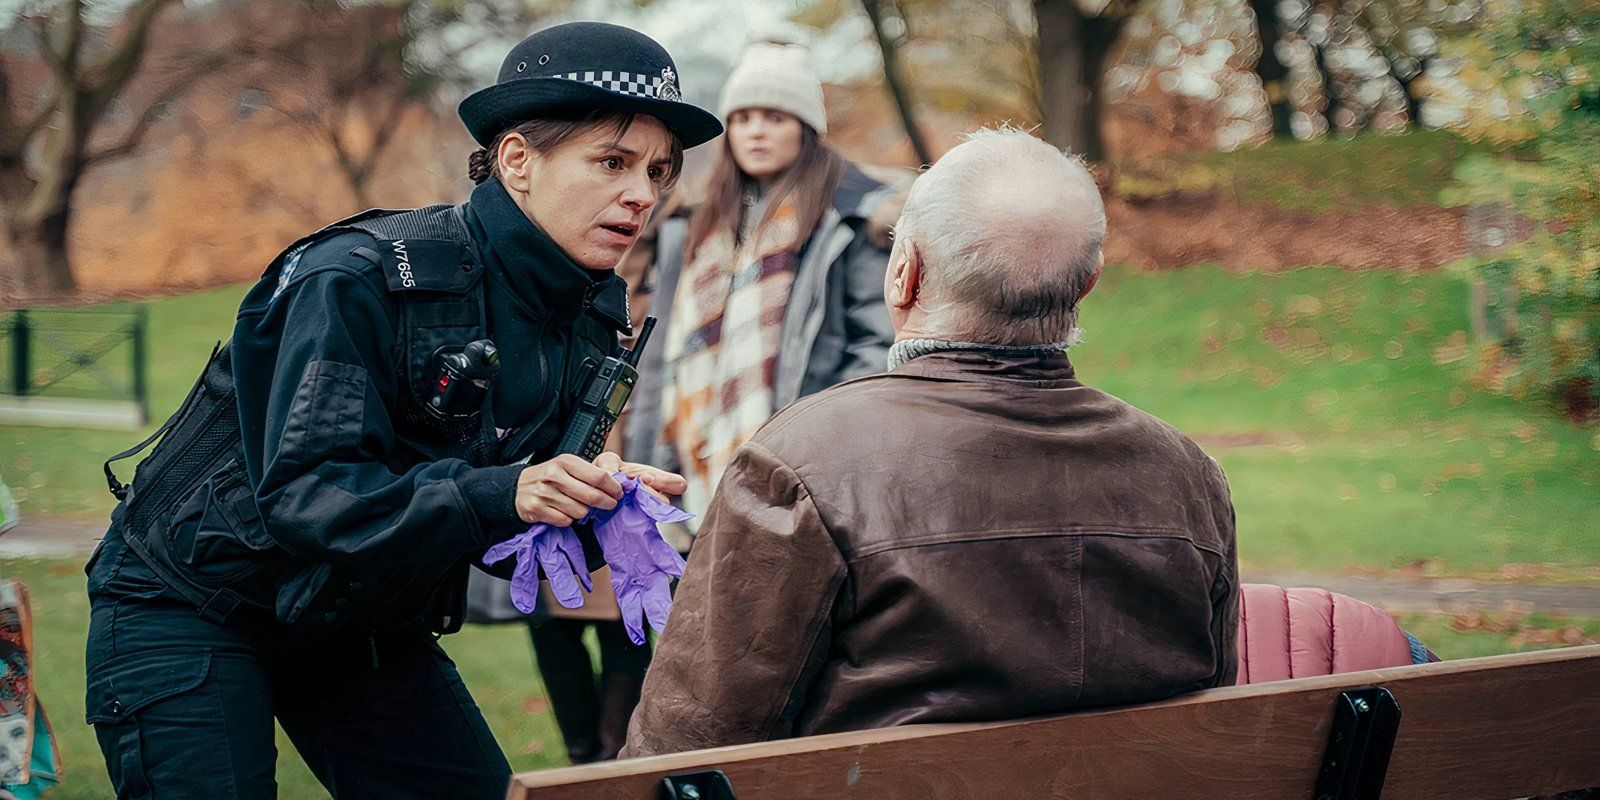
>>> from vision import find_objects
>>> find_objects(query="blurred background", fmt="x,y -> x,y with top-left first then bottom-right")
1,0 -> 1596,796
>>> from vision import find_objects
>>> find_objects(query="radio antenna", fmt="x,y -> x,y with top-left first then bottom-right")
625,316 -> 657,367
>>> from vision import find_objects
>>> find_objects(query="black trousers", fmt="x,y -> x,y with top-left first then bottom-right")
85,537 -> 512,800
528,617 -> 651,763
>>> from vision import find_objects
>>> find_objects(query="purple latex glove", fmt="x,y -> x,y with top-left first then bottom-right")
585,473 -> 694,644
482,522 -> 593,613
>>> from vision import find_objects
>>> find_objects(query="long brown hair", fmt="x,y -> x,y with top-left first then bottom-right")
685,123 -> 844,259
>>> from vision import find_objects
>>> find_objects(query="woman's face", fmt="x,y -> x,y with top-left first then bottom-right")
498,115 -> 675,271
726,108 -> 805,183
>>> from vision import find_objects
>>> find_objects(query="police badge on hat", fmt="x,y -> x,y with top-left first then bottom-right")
658,67 -> 681,102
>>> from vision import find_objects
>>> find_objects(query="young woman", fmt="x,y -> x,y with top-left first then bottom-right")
624,42 -> 899,520
85,22 -> 718,799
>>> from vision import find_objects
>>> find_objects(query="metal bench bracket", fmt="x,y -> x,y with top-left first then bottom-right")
1316,686 -> 1402,800
661,769 -> 735,800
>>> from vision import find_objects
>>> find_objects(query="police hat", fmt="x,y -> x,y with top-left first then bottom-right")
459,22 -> 723,149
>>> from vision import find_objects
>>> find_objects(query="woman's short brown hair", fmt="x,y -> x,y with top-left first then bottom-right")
467,110 -> 685,187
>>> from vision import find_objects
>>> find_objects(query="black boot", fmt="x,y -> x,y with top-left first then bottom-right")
592,619 -> 652,760
596,672 -> 645,760
529,619 -> 603,764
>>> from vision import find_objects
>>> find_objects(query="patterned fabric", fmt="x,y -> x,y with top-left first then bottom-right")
661,199 -> 802,519
1404,630 -> 1440,664
1,580 -> 61,799
558,68 -> 678,100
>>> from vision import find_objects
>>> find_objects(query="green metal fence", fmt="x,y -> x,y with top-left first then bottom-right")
1,306 -> 149,424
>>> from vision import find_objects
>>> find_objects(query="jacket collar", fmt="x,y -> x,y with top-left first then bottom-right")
466,177 -> 628,329
889,346 -> 1079,383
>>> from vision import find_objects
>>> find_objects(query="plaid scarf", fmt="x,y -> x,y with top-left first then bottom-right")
661,198 -> 802,519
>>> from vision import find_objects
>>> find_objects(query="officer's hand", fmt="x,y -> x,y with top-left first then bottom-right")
593,452 -> 688,497
516,455 -> 624,527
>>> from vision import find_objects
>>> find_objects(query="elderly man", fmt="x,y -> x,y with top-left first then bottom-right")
622,129 -> 1238,757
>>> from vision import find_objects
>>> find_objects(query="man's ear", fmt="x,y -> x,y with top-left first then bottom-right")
1078,250 -> 1104,302
498,133 -> 534,194
887,238 -> 922,309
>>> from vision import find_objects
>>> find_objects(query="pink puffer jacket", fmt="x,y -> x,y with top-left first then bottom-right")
1235,584 -> 1428,685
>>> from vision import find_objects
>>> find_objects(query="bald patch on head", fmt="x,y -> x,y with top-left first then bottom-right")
942,131 -> 1102,241
893,127 -> 1106,344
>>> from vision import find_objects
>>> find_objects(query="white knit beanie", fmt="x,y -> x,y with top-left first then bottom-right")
717,42 -> 828,135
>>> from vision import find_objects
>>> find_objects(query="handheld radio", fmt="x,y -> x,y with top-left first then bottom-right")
556,316 -> 656,459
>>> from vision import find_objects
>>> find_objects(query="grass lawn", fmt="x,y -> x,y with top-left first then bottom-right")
5,283 -> 250,519
1112,129 -> 1488,212
7,264 -> 1599,578
1075,264 -> 1600,579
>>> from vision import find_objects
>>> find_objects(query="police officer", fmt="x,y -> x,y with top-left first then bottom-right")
84,22 -> 721,799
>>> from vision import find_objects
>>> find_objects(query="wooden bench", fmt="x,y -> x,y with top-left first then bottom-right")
507,644 -> 1600,800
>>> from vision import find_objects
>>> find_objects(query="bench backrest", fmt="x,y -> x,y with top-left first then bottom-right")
507,644 -> 1600,800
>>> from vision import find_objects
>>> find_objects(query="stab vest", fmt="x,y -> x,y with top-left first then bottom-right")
102,204 -> 610,638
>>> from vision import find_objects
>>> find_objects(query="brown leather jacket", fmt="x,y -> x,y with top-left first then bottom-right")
622,350 -> 1238,757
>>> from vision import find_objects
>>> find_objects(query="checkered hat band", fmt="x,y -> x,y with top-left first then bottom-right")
560,71 -> 664,99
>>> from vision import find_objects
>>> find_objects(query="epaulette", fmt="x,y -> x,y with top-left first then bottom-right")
347,238 -> 481,295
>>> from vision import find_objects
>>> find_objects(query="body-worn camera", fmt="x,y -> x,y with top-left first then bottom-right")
557,317 -> 656,459
427,339 -> 499,418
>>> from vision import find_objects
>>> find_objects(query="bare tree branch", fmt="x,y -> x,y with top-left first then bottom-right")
326,119 -> 361,184
27,1 -> 84,82
27,20 -> 63,78
84,48 -> 236,166
249,0 -> 477,206
217,157 -> 324,227
4,0 -> 260,293
16,86 -> 61,145
860,0 -> 934,164
352,90 -> 409,179
0,59 -> 21,151
81,92 -> 170,165
81,0 -> 181,123
85,0 -> 178,82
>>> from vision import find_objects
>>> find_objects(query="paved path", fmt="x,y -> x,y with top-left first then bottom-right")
1,515 -> 105,559
1245,571 -> 1600,617
4,517 -> 1599,616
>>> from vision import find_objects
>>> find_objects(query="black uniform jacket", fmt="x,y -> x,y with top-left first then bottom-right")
220,178 -> 628,632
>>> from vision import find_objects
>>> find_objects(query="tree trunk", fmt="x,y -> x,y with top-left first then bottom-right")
1397,57 -> 1428,127
1399,76 -> 1423,128
20,123 -> 88,295
1311,40 -> 1343,133
0,164 -> 77,295
1250,0 -> 1294,137
1081,14 -> 1119,160
0,0 -> 219,301
1037,0 -> 1089,158
860,0 -> 934,166
6,206 -> 76,294
1035,0 -> 1118,161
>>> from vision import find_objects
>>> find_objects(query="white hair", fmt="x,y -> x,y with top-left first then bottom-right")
893,126 -> 1106,344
